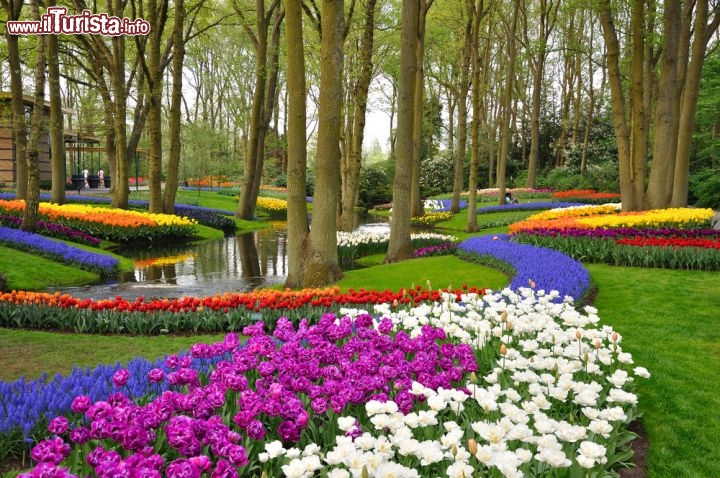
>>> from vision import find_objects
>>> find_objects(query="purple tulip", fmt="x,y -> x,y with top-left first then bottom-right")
112,369 -> 130,387
48,416 -> 69,435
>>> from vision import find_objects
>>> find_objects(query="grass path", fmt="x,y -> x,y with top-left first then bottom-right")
589,265 -> 720,477
0,329 -> 227,382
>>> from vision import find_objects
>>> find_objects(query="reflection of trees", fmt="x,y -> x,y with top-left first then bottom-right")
114,229 -> 290,291
162,264 -> 177,284
257,228 -> 287,277
236,232 -> 267,289
190,238 -> 232,279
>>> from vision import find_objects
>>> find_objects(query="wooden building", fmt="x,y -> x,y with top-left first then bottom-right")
0,92 -> 72,185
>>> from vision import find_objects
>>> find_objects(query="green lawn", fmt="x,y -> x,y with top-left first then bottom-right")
0,245 -> 99,290
589,265 -> 720,477
0,328 -> 227,382
337,255 -> 508,292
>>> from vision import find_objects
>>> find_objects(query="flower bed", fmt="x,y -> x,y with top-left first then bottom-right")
476,202 -> 587,215
552,189 -> 621,204
0,286 -> 484,335
0,227 -> 118,276
337,231 -> 457,261
172,204 -> 236,233
15,288 -> 648,478
410,211 -> 453,227
458,234 -> 591,301
413,242 -> 457,258
510,207 -> 720,271
474,188 -> 554,201
0,215 -> 101,247
526,204 -> 621,222
0,351 -> 224,460
514,230 -> 720,271
511,207 -> 714,234
0,194 -> 236,233
0,200 -> 198,243
256,196 -> 288,219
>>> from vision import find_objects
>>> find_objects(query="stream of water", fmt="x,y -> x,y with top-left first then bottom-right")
50,216 -> 391,300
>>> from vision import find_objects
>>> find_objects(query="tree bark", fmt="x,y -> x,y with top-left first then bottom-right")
2,0 -> 27,198
21,1 -> 46,231
672,0 -> 715,206
237,0 -> 270,220
525,0 -> 557,188
339,0 -> 378,231
303,0 -> 344,285
497,0 -> 520,206
250,10 -> 284,209
162,0 -> 186,214
451,3 -> 473,214
646,0 -> 681,209
385,0 -> 419,263
598,0 -> 645,211
410,0 -> 432,218
466,0 -> 484,232
236,0 -> 281,220
283,0 -> 310,288
46,0 -> 64,204
142,0 -> 169,213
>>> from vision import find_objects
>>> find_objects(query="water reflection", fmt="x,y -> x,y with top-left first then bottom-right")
53,227 -> 288,300
51,215 -> 389,300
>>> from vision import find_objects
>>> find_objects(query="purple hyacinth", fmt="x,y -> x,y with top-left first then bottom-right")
0,226 -> 118,275
458,234 -> 590,300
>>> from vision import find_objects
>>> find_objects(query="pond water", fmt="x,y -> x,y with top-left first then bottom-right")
52,215 -> 391,300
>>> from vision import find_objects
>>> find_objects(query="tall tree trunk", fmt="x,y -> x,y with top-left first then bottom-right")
598,0 -> 646,211
2,0 -> 27,198
410,0 -> 432,218
162,0 -> 185,214
672,0 -> 715,206
47,0 -> 64,205
339,0 -> 378,231
250,11 -> 284,209
144,0 -> 169,213
284,0 -> 310,288
236,0 -> 271,220
466,0 -> 487,232
466,5 -> 481,232
303,0 -> 344,285
646,0 -> 681,209
385,0 -> 419,263
497,0 -> 520,206
22,1 -> 46,231
451,4 -> 473,214
110,0 -> 130,209
580,26 -> 595,175
526,0 -> 558,188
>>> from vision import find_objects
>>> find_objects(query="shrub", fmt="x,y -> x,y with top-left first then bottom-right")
359,163 -> 392,208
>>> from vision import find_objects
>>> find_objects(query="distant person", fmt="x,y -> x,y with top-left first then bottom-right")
98,169 -> 104,184
83,168 -> 89,188
505,191 -> 519,205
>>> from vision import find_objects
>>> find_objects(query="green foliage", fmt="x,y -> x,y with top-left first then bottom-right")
538,163 -> 620,194
419,152 -> 454,197
359,161 -> 393,208
689,167 -> 720,209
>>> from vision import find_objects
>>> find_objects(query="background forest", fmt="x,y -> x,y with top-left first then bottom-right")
1,0 -> 719,217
